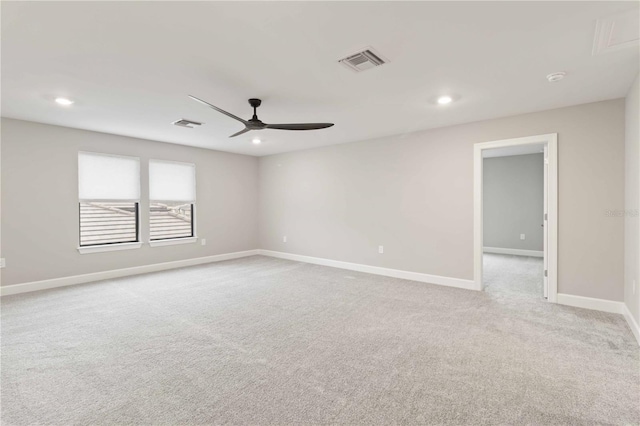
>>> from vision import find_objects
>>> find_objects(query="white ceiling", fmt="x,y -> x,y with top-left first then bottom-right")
2,2 -> 638,157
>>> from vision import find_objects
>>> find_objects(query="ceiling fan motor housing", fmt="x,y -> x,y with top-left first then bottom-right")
248,98 -> 264,125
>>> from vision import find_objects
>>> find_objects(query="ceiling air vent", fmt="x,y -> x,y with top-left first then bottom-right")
339,48 -> 388,72
172,118 -> 203,128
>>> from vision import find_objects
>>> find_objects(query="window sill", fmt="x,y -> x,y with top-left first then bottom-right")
78,242 -> 142,254
149,237 -> 197,247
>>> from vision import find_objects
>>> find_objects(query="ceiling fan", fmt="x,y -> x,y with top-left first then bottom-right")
189,95 -> 334,138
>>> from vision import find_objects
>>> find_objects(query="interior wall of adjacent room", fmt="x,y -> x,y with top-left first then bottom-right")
0,118 -> 260,286
259,99 -> 625,301
483,153 -> 544,252
625,73 -> 640,324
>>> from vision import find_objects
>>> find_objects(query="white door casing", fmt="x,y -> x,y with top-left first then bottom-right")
543,144 -> 549,299
473,133 -> 558,302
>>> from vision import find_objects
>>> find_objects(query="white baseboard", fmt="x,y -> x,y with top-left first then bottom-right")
556,293 -> 625,314
0,249 -> 260,296
623,303 -> 640,346
258,249 -> 478,291
555,294 -> 640,345
483,247 -> 544,257
4,247 -> 637,346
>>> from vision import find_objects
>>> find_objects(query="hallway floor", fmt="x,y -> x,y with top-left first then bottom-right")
483,253 -> 544,300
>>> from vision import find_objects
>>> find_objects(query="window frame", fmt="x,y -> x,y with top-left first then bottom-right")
148,202 -> 197,247
77,152 -> 142,254
148,159 -> 197,248
77,201 -> 143,253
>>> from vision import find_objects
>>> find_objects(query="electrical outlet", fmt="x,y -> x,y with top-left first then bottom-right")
0,258 -> 5,268
520,234 -> 525,240
378,245 -> 384,254
283,236 -> 287,243
201,239 -> 206,246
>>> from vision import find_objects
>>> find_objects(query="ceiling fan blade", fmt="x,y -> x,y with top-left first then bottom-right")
229,128 -> 251,138
265,123 -> 334,131
188,95 -> 248,125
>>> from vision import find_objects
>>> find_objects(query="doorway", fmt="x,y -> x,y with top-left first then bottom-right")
473,134 -> 558,302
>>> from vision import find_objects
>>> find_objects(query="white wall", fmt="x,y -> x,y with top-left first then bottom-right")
260,99 -> 626,301
483,154 -> 544,252
625,74 -> 640,325
1,118 -> 259,286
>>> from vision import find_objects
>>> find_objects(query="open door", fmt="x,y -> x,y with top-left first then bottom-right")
543,145 -> 549,299
474,133 -> 557,300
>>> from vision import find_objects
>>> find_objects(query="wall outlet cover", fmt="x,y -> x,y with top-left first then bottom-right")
283,236 -> 287,243
0,258 -> 5,268
201,239 -> 206,246
378,245 -> 384,254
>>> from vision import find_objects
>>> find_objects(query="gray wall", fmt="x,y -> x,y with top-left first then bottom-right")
625,73 -> 640,324
1,99 -> 628,304
483,154 -> 544,251
259,99 -> 625,301
1,118 -> 259,286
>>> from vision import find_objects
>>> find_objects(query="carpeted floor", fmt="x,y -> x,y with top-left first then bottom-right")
1,254 -> 638,425
483,253 -> 544,300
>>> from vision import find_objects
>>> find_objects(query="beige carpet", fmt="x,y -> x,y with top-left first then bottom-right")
2,254 -> 638,425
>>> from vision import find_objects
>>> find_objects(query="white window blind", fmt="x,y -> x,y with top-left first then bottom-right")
149,160 -> 196,202
78,152 -> 140,201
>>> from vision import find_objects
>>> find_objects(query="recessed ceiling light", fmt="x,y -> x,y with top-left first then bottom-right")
437,96 -> 453,105
252,138 -> 261,145
546,72 -> 566,83
55,97 -> 74,106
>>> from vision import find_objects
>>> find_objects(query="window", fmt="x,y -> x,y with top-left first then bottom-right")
79,202 -> 138,246
149,160 -> 196,244
78,152 -> 141,251
150,202 -> 193,240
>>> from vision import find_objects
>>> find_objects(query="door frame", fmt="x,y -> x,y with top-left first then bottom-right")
473,133 -> 558,302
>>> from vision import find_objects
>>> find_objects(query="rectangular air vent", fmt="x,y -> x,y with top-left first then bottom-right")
172,119 -> 203,128
339,48 -> 388,72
